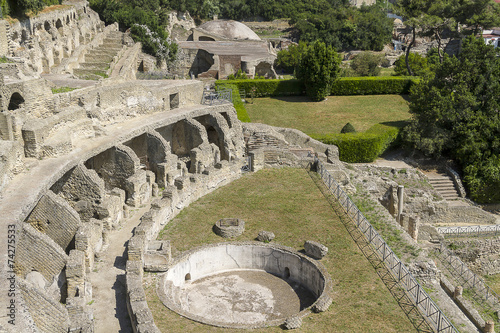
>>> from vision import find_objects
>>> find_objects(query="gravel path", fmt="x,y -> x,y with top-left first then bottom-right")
89,205 -> 150,333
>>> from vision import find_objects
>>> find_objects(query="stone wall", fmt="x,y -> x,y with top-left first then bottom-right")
4,2 -> 104,74
18,279 -> 70,333
15,223 -> 68,281
26,190 -> 81,250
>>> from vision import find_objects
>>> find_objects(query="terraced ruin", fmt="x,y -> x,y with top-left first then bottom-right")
0,2 -> 499,333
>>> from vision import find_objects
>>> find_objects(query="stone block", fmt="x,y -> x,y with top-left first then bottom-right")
257,230 -> 275,242
304,240 -> 328,259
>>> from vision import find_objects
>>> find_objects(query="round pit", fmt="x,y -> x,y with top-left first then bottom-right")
157,242 -> 332,329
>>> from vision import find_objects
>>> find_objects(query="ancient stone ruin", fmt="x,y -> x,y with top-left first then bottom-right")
0,2 -> 498,333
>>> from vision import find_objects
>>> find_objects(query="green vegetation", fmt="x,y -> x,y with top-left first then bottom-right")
331,77 -> 418,95
351,186 -> 420,259
395,0 -> 500,75
483,274 -> 500,296
214,82 -> 250,122
350,52 -> 383,77
216,79 -> 304,98
393,53 -> 431,77
340,122 -> 356,134
149,168 -> 417,332
403,36 -> 500,203
274,41 -> 308,74
89,0 -> 177,63
296,40 -> 341,101
313,123 -> 402,163
245,94 -> 410,135
0,56 -> 13,63
51,86 -> 77,94
1,0 -> 61,17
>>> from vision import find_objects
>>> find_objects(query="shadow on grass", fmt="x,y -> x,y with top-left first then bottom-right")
306,167 -> 434,333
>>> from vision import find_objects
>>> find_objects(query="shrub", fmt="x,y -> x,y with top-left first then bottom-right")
312,123 -> 401,163
217,79 -> 305,97
350,52 -> 382,76
214,82 -> 251,122
330,77 -> 417,95
341,122 -> 356,133
393,53 -> 430,77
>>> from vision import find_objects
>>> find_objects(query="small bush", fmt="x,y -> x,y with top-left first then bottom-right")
341,122 -> 356,133
350,52 -> 382,77
312,123 -> 401,163
330,76 -> 417,95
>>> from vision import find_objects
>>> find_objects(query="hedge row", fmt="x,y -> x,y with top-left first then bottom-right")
330,76 -> 418,95
219,79 -> 305,97
217,76 -> 418,98
214,82 -> 251,122
311,123 -> 402,163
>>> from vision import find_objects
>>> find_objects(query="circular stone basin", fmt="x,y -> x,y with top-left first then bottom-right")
157,242 -> 332,329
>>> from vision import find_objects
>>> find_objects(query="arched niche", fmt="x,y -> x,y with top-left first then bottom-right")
8,92 -> 25,110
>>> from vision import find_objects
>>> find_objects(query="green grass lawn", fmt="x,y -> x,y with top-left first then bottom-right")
146,168 -> 418,332
245,95 -> 410,136
484,274 -> 500,295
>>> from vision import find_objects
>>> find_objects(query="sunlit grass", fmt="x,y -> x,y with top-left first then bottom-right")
147,168 -> 417,332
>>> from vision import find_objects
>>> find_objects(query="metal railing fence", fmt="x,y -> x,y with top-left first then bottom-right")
435,245 -> 500,310
314,157 -> 457,333
437,225 -> 500,237
202,88 -> 232,105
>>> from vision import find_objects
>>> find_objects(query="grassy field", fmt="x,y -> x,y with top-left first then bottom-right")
145,168 -> 418,332
484,274 -> 500,295
245,95 -> 410,136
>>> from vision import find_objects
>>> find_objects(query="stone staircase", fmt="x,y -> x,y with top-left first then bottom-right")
427,172 -> 460,200
73,31 -> 125,80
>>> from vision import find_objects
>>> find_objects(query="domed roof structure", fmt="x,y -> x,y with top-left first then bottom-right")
197,20 -> 261,41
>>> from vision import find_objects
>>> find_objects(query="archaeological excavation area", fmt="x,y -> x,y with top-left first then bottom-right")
1,2 -> 499,333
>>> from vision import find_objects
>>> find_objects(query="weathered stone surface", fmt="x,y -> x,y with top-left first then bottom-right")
284,315 -> 302,330
304,240 -> 328,259
213,218 -> 245,238
312,294 -> 332,313
257,230 -> 275,242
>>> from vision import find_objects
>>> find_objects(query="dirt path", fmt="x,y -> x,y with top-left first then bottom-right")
89,205 -> 150,333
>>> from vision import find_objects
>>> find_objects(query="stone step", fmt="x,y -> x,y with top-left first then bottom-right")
102,37 -> 123,45
73,68 -> 108,80
84,54 -> 114,63
79,62 -> 110,71
98,45 -> 123,52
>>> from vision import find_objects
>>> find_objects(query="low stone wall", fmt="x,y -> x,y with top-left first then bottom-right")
157,242 -> 332,329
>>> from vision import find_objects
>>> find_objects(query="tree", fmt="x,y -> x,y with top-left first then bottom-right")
275,42 -> 308,73
403,36 -> 500,203
350,52 -> 382,76
393,52 -> 430,76
295,40 -> 341,101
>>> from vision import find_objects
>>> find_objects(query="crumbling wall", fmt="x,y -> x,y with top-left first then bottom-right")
51,163 -> 106,221
445,237 -> 500,275
5,3 -> 104,74
25,190 -> 81,251
19,279 -> 70,333
85,144 -> 139,192
15,224 -> 68,281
